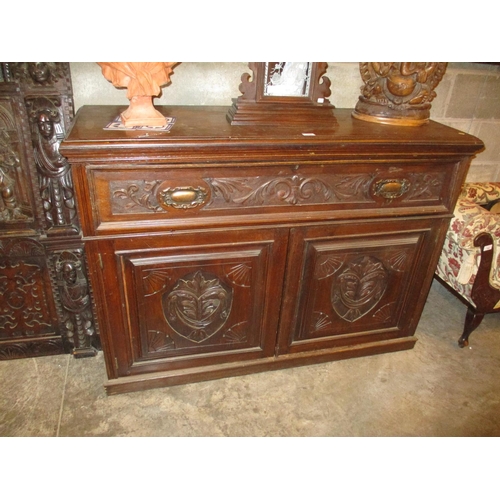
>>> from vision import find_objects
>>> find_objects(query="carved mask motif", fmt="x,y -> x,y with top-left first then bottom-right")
162,270 -> 232,343
331,256 -> 388,322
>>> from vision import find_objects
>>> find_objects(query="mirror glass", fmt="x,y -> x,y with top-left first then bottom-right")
263,62 -> 312,97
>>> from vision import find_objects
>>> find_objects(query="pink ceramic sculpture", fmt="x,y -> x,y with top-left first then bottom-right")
98,62 -> 178,127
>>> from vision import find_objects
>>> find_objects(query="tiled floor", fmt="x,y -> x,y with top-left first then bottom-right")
1,280 -> 500,437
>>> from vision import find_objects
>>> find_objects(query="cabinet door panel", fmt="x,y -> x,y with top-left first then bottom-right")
278,219 -> 441,354
88,228 -> 287,377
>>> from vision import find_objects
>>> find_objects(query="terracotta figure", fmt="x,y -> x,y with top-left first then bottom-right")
98,62 -> 178,127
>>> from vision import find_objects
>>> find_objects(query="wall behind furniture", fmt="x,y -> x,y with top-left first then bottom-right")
70,62 -> 500,182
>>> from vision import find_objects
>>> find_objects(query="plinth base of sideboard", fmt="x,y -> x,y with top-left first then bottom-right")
104,336 -> 417,395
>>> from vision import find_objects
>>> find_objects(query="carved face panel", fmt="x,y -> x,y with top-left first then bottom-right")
36,113 -> 54,139
331,256 -> 388,322
162,270 -> 233,343
62,262 -> 77,284
28,63 -> 50,83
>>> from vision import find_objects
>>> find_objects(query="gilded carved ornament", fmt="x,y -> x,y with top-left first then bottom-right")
353,62 -> 448,126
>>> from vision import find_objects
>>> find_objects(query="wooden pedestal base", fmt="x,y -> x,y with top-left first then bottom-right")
352,100 -> 431,126
120,95 -> 167,128
227,99 -> 337,127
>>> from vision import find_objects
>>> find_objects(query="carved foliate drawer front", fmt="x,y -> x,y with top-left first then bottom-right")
277,218 -> 441,354
85,161 -> 456,235
88,228 -> 287,376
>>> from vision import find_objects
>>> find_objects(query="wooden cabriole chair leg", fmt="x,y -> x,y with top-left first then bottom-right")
460,232 -> 500,347
458,307 -> 485,347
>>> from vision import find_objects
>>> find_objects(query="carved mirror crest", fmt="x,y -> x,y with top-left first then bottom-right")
227,62 -> 336,126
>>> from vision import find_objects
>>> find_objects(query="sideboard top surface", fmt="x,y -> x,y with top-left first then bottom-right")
61,105 -> 484,161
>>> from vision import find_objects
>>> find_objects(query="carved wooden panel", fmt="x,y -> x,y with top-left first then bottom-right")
26,96 -> 78,235
0,63 -> 99,359
47,245 -> 99,353
1,63 -> 77,235
0,87 -> 39,228
127,243 -> 273,360
3,63 -> 71,92
61,105 -> 483,393
2,63 -> 74,130
207,173 -> 374,207
85,162 -> 455,237
0,237 -> 65,358
88,227 -> 288,377
277,219 -> 439,354
106,169 -> 448,214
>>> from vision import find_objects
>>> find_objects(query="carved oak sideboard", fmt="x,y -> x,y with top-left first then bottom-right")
0,63 -> 99,359
61,105 -> 483,394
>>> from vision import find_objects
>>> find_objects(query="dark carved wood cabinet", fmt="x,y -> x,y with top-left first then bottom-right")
61,105 -> 483,394
0,63 -> 99,359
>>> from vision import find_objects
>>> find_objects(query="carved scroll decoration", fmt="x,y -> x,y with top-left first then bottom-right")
162,271 -> 233,343
0,238 -> 53,337
112,180 -> 164,213
404,172 -> 446,201
111,174 -> 377,213
0,261 -> 53,334
209,174 -> 375,207
110,170 -> 445,217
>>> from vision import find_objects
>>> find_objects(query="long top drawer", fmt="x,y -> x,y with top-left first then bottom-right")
62,106 -> 484,236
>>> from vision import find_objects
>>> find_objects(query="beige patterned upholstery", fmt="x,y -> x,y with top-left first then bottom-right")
435,182 -> 500,346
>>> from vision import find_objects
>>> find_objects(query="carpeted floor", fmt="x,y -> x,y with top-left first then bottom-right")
1,279 -> 499,437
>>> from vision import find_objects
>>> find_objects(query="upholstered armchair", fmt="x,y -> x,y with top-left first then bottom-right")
435,182 -> 500,347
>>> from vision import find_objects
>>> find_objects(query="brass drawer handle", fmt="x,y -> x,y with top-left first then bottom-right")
372,178 -> 410,199
158,186 -> 209,210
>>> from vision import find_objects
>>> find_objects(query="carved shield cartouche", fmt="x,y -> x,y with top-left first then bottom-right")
162,270 -> 233,343
331,256 -> 388,322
